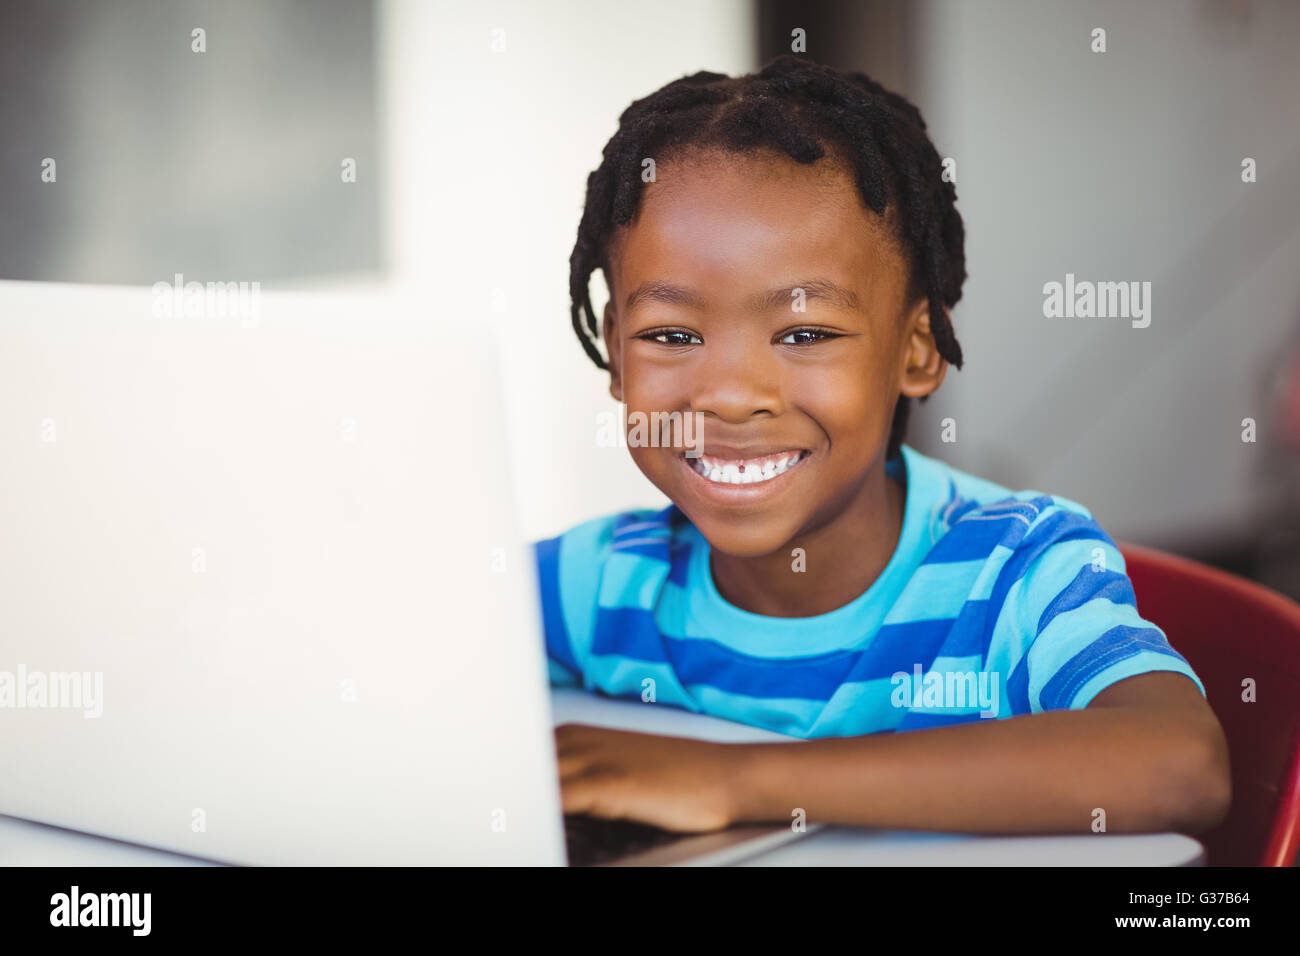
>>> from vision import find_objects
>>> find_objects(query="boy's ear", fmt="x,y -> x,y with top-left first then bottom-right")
898,297 -> 948,400
602,302 -> 624,402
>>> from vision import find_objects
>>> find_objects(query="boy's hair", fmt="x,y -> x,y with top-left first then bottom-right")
568,54 -> 966,462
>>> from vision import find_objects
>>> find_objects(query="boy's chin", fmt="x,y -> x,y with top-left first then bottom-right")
686,513 -> 803,560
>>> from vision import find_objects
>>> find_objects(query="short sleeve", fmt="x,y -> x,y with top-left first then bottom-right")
531,514 -> 617,688
1002,523 -> 1206,714
534,535 -> 582,687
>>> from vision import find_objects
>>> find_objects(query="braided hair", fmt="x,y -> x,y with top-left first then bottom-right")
569,54 -> 966,462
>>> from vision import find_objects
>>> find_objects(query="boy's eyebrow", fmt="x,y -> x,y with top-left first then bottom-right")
624,278 -> 860,313
750,279 -> 861,313
624,281 -> 706,312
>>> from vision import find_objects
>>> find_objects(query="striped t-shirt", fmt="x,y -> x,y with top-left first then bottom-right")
532,443 -> 1204,739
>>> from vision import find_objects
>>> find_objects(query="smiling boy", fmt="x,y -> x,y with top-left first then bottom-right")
539,56 -> 1230,836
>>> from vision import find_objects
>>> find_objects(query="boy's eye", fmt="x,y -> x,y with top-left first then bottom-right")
635,327 -> 841,346
778,328 -> 840,345
637,329 -> 702,346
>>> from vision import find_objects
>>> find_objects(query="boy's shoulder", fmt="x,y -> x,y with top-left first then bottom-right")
535,501 -> 691,558
907,444 -> 1094,519
531,501 -> 689,687
531,502 -> 689,622
894,443 -> 1104,562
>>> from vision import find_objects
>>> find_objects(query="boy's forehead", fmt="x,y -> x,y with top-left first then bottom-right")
608,152 -> 906,309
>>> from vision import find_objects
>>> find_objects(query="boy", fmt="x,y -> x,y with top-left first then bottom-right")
539,56 -> 1230,836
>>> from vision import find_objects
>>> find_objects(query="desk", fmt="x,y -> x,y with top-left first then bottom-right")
551,688 -> 1206,866
0,689 -> 1206,866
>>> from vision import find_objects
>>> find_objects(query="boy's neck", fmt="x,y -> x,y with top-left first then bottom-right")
707,466 -> 906,618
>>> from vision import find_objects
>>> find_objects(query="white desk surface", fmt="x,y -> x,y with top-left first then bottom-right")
0,688 -> 1206,866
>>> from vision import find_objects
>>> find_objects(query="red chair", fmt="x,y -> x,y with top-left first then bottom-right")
1118,541 -> 1300,866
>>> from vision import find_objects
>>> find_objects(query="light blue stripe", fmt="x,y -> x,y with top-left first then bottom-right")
985,571 -> 1041,695
1027,597 -> 1156,711
598,552 -> 664,610
968,544 -> 1014,601
810,678 -> 910,735
688,684 -> 827,738
929,654 -> 984,672
656,579 -> 691,638
988,537 -> 1126,675
583,657 -> 693,705
886,559 -> 987,622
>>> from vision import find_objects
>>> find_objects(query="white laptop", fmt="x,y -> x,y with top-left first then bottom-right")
0,281 -> 814,866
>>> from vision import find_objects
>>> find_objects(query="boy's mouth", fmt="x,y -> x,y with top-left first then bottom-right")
681,448 -> 810,486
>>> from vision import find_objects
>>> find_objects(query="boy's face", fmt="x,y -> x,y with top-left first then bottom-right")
602,148 -> 946,557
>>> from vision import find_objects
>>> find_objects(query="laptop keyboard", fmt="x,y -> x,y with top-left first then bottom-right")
563,813 -> 687,866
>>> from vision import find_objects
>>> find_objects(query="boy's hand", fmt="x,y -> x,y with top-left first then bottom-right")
555,723 -> 741,832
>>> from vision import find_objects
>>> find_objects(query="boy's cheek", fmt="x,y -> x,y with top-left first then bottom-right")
626,444 -> 681,490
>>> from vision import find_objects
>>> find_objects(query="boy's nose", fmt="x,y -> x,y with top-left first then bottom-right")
687,336 -> 784,423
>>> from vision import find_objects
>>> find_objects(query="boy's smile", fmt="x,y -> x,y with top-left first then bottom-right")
601,147 -> 946,615
682,445 -> 810,489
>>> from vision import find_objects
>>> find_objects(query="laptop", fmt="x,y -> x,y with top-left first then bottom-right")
0,281 -> 814,866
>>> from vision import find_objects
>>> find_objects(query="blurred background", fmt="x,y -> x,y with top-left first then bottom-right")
2,0 -> 1298,599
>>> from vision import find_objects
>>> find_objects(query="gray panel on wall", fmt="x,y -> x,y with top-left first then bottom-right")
0,0 -> 380,286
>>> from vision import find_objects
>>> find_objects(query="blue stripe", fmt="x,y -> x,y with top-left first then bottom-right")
589,607 -> 959,700
590,605 -> 668,660
1040,624 -> 1185,710
534,537 -> 579,673
607,540 -> 671,559
924,515 -> 1026,563
921,496 -> 1051,562
839,618 -> 956,682
939,599 -> 995,657
1007,651 -> 1031,713
668,637 -> 858,699
668,539 -> 693,587
1037,566 -> 1135,634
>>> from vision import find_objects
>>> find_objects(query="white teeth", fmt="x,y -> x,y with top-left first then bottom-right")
691,451 -> 805,485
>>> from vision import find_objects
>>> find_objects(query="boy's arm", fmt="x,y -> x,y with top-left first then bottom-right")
726,671 -> 1231,834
